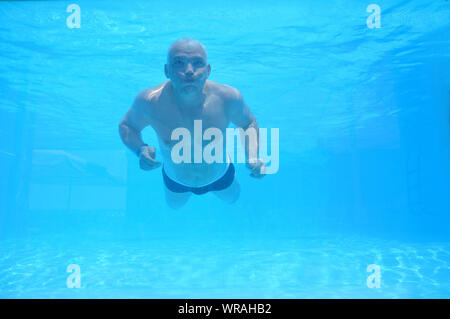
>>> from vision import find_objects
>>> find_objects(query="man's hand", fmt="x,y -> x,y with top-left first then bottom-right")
246,158 -> 265,178
139,145 -> 161,170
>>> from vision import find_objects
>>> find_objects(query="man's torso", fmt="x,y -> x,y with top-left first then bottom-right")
141,80 -> 235,187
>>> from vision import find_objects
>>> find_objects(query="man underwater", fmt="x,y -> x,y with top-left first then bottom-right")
119,38 -> 265,209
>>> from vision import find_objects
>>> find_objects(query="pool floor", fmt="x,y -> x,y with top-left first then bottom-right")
0,234 -> 449,298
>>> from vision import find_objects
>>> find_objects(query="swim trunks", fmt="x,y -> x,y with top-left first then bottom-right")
162,163 -> 235,195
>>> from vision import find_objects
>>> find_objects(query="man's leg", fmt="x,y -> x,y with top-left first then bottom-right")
212,179 -> 240,204
164,185 -> 191,209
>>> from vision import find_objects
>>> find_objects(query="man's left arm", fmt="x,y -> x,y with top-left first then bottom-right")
228,88 -> 265,178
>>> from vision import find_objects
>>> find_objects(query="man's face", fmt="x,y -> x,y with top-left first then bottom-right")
165,43 -> 210,95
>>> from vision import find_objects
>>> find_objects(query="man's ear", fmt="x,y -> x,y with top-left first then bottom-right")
207,64 -> 211,78
164,64 -> 169,78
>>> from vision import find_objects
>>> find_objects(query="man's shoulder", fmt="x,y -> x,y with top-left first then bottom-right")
207,81 -> 242,102
131,83 -> 168,120
135,82 -> 167,105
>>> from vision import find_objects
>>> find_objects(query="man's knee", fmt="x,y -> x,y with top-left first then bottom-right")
215,181 -> 240,204
228,187 -> 240,204
166,198 -> 187,210
165,189 -> 190,209
226,193 -> 239,204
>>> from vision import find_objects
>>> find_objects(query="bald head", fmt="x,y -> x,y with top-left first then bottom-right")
164,37 -> 211,94
167,38 -> 208,64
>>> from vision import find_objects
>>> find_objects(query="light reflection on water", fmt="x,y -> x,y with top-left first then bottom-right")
1,234 -> 449,298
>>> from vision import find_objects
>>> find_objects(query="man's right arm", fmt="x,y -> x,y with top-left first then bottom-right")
119,90 -> 161,170
118,90 -> 152,155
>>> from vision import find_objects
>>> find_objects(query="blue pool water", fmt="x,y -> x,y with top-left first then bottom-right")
0,0 -> 449,298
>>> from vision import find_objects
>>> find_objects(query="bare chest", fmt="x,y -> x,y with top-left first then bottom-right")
150,96 -> 230,145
